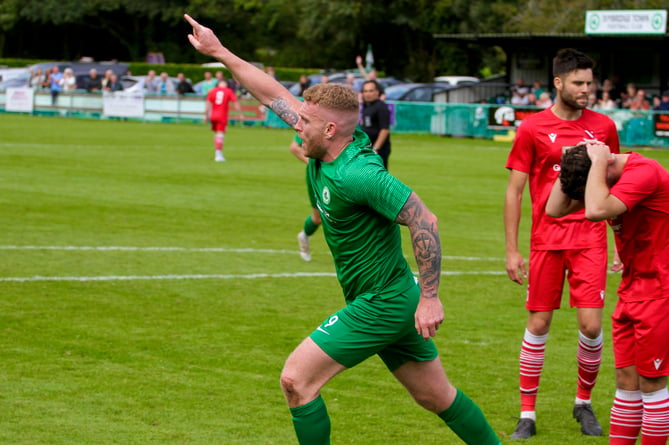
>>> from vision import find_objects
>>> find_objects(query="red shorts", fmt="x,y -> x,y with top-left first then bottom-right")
210,120 -> 228,132
526,248 -> 607,311
612,298 -> 669,377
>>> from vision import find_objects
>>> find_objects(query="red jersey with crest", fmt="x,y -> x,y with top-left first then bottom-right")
506,107 -> 620,250
609,152 -> 669,302
206,85 -> 237,124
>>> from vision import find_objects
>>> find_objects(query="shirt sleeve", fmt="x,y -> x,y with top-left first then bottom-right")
378,103 -> 391,130
505,123 -> 534,173
611,160 -> 658,211
344,159 -> 412,221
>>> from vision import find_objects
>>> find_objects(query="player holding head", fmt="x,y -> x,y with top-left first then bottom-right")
504,48 -> 620,439
547,143 -> 669,445
185,13 -> 501,445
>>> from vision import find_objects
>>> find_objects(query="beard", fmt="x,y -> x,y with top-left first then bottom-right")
559,90 -> 588,110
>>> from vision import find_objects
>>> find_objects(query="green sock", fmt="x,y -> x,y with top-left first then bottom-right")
438,389 -> 500,445
290,395 -> 331,445
303,215 -> 319,236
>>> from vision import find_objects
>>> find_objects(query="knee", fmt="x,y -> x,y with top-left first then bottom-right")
412,384 -> 457,414
280,369 -> 299,396
580,324 -> 602,339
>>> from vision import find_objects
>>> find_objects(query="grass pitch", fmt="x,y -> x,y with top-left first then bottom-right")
2,114 -> 668,444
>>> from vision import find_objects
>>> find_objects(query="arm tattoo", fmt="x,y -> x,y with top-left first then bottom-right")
397,193 -> 441,298
269,97 -> 299,127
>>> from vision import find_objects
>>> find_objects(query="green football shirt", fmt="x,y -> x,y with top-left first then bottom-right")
306,127 -> 415,302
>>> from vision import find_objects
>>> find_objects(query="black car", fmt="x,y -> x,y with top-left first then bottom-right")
384,83 -> 450,102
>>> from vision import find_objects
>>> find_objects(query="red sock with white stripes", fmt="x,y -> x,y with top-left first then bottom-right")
576,330 -> 603,401
214,132 -> 224,151
642,387 -> 669,445
519,329 -> 547,415
610,389 -> 642,445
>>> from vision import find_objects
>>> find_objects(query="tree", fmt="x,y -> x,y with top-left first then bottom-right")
0,0 -> 21,58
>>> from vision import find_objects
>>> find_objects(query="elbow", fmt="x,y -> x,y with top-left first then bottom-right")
546,208 -> 561,218
585,208 -> 607,222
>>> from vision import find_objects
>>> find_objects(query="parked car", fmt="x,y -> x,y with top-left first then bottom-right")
352,76 -> 409,93
0,61 -> 128,91
433,75 -> 479,87
121,75 -> 179,93
384,83 -> 451,102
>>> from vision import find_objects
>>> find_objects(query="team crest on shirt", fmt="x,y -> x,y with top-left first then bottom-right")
322,186 -> 331,205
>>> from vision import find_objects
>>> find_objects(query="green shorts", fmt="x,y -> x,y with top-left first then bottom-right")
309,282 -> 438,371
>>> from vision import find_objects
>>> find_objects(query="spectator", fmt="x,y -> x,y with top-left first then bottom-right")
655,90 -> 669,111
629,89 -> 650,111
265,66 -> 277,80
297,74 -> 310,96
596,90 -> 617,110
48,66 -> 63,105
105,73 -> 124,92
346,73 -> 356,89
531,80 -> 546,99
587,93 -> 598,108
101,69 -> 114,91
620,82 -> 637,109
199,71 -> 217,95
158,72 -> 175,94
176,72 -> 195,95
84,68 -> 103,93
144,70 -> 160,93
59,68 -> 77,92
604,76 -> 622,103
29,68 -> 45,90
356,55 -> 378,80
535,92 -> 553,108
510,78 -> 530,105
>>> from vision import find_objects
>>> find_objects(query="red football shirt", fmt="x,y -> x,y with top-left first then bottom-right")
609,152 -> 669,302
206,86 -> 238,124
506,107 -> 620,250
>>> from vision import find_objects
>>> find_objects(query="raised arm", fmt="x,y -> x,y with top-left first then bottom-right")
584,144 -> 627,221
545,176 -> 584,218
185,14 -> 302,128
395,192 -> 443,340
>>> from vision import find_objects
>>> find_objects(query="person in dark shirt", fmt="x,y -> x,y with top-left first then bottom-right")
654,90 -> 669,111
176,72 -> 195,95
84,68 -> 103,92
360,80 -> 391,169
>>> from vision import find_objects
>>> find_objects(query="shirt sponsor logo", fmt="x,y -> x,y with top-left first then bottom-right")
322,186 -> 331,205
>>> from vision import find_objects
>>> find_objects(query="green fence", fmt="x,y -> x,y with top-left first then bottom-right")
267,102 -> 669,148
3,88 -> 669,148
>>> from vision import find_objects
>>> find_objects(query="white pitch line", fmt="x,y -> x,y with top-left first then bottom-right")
0,270 -> 506,283
0,246 -> 505,262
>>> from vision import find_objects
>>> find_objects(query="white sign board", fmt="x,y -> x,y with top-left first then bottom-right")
5,87 -> 34,113
102,91 -> 145,118
585,10 -> 667,35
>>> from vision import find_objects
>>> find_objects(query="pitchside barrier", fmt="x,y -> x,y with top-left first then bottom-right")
2,87 -> 669,148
